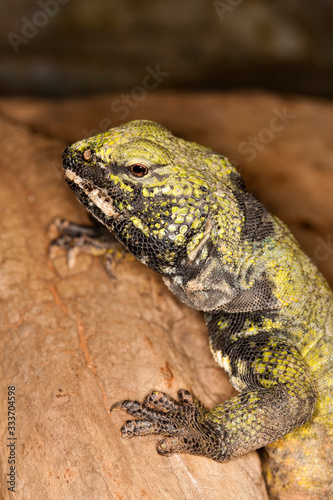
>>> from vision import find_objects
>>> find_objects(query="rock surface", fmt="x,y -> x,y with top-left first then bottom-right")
1,91 -> 333,499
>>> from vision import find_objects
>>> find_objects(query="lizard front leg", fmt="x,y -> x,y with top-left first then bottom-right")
49,217 -> 127,272
111,310 -> 317,462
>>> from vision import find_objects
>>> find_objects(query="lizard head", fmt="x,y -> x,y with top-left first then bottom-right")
62,120 -> 242,275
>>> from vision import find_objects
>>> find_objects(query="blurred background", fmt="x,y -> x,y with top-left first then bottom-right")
1,0 -> 333,99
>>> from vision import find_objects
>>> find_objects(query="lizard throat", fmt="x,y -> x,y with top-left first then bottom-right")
65,169 -> 119,219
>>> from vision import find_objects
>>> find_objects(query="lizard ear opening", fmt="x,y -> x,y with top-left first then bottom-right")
129,163 -> 149,177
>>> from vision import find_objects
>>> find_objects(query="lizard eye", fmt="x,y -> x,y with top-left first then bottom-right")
129,163 -> 149,177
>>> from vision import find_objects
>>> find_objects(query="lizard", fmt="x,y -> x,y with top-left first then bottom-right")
58,119 -> 333,499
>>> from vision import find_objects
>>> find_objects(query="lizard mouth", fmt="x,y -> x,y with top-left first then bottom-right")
64,168 -> 120,220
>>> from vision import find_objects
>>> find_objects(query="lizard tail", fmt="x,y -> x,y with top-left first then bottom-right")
262,424 -> 333,499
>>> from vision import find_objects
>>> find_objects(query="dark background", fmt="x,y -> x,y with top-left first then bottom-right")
1,0 -> 333,99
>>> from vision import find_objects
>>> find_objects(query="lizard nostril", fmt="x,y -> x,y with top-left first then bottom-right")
83,149 -> 92,161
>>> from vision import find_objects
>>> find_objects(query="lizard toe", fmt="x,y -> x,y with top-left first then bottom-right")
144,391 -> 181,411
121,418 -> 178,438
157,435 -> 203,456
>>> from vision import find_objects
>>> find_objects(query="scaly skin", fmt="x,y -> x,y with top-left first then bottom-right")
61,120 -> 333,498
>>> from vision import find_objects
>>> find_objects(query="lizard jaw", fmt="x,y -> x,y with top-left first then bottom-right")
65,168 -> 120,219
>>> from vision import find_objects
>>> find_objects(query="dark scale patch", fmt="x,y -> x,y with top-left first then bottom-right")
221,274 -> 278,313
245,264 -> 255,287
254,209 -> 275,241
229,171 -> 246,192
63,147 -> 84,168
113,217 -> 190,274
207,309 -> 297,387
206,308 -> 280,364
232,188 -> 275,243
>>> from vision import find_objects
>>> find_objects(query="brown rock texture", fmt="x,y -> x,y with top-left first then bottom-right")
1,91 -> 333,499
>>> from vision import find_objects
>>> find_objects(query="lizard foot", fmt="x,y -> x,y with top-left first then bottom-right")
110,390 -> 224,459
49,217 -> 127,274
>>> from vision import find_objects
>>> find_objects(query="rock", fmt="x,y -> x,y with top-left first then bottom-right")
1,91 -> 333,499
